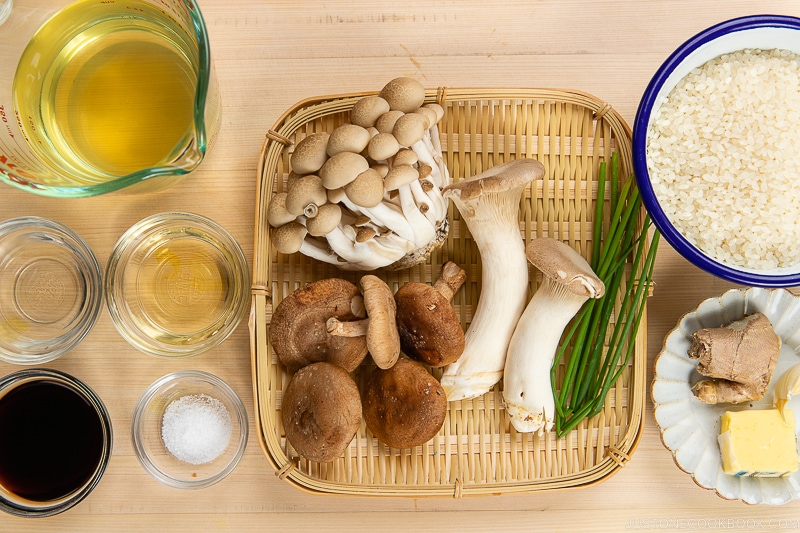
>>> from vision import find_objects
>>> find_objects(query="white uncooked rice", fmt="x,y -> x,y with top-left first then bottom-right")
647,48 -> 800,271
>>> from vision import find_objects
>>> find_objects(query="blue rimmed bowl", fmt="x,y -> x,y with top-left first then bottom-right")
633,15 -> 800,287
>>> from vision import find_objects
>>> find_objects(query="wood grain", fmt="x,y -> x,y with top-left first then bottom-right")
2,1 -> 800,530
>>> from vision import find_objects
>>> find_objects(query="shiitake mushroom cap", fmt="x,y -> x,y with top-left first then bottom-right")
281,362 -> 362,463
362,357 -> 447,449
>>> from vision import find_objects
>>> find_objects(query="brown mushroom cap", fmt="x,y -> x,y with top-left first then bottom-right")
272,222 -> 307,254
281,362 -> 362,463
291,132 -> 330,175
306,203 -> 342,237
525,237 -> 605,299
351,96 -> 391,128
362,357 -> 447,449
285,174 -> 327,217
344,168 -> 385,208
392,148 -> 418,167
267,192 -> 296,227
394,261 -> 467,367
383,165 -> 419,191
327,124 -> 371,156
375,110 -> 405,134
319,151 -> 370,189
424,102 -> 445,123
392,112 -> 429,147
379,77 -> 426,113
367,132 -> 401,161
270,278 -> 368,372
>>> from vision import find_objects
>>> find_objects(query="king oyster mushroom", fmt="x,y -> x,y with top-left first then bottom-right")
503,238 -> 605,434
267,77 -> 450,271
440,158 -> 546,401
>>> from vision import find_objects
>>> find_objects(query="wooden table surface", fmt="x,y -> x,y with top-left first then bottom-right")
3,1 -> 800,531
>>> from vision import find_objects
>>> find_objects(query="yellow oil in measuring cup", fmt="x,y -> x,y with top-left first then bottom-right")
12,0 -> 201,184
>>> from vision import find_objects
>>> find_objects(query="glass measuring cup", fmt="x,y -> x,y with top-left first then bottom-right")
0,0 -> 221,197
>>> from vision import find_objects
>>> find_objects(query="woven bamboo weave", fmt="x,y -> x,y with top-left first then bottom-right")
251,87 -> 648,497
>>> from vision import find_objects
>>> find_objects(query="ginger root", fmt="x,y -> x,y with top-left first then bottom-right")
688,312 -> 780,404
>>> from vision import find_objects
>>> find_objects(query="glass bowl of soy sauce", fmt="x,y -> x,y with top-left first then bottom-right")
0,369 -> 112,517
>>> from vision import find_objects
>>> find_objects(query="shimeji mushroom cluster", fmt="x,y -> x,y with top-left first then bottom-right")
268,77 -> 450,270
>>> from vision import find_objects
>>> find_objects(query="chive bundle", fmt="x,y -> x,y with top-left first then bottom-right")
551,153 -> 660,437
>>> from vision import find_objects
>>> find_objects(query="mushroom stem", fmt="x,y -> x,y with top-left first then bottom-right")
326,316 -> 368,337
440,159 -> 545,401
433,261 -> 467,301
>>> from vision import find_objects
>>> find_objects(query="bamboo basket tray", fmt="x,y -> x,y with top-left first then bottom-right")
251,87 -> 649,497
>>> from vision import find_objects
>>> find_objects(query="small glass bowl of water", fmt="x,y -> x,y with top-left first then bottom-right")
105,212 -> 250,357
0,217 -> 103,364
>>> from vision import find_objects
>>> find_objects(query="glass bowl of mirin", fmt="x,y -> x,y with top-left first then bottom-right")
105,212 -> 249,357
0,217 -> 103,364
131,370 -> 249,489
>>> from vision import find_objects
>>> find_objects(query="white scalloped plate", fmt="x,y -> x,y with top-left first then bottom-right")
652,287 -> 800,505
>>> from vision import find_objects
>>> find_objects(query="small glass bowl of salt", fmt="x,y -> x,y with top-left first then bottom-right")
131,370 -> 248,489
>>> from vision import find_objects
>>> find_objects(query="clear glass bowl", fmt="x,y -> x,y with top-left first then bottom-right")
0,369 -> 113,517
131,370 -> 248,489
0,217 -> 103,364
105,212 -> 250,357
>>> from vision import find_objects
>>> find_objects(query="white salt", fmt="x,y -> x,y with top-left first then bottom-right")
161,394 -> 232,465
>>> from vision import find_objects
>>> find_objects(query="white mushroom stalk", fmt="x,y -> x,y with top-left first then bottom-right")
440,158 -> 545,401
503,238 -> 605,434
267,77 -> 451,271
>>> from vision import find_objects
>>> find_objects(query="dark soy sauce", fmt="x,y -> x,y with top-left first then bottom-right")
0,380 -> 105,502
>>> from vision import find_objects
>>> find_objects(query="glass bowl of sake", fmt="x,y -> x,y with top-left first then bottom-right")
104,213 -> 249,357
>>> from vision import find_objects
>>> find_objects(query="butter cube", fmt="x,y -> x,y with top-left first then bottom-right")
718,409 -> 798,477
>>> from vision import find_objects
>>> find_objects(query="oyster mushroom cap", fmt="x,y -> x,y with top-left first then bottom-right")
291,132 -> 330,174
526,237 -> 606,299
379,77 -> 426,113
270,278 -> 368,372
362,357 -> 447,449
281,362 -> 362,463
